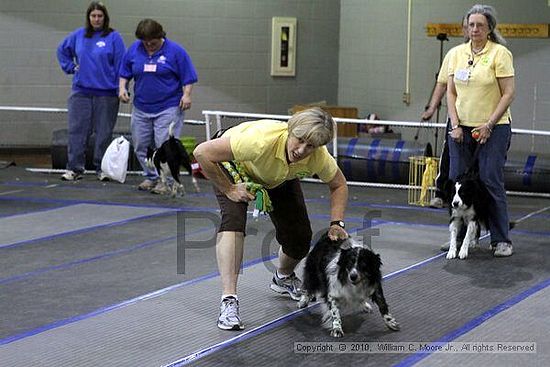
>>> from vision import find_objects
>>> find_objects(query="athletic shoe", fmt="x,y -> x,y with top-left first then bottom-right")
270,272 -> 302,301
217,296 -> 244,330
97,172 -> 110,181
429,197 -> 444,209
151,181 -> 171,195
494,242 -> 513,257
138,179 -> 156,191
61,170 -> 82,181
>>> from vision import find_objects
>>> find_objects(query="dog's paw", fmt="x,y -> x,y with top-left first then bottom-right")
297,294 -> 310,309
458,248 -> 469,259
330,328 -> 344,338
362,301 -> 373,313
383,314 -> 400,331
446,250 -> 457,259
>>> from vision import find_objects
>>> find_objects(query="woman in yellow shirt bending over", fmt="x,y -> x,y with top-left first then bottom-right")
194,107 -> 349,330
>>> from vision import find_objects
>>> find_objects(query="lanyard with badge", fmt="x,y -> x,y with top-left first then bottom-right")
455,54 -> 475,83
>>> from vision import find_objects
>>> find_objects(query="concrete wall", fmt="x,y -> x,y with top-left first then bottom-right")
0,0 -> 340,146
2,0 -> 550,153
338,0 -> 550,153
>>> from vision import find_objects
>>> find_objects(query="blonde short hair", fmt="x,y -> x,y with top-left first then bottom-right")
287,107 -> 334,147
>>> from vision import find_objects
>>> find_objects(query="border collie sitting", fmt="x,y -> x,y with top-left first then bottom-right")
445,170 -> 489,259
297,232 -> 400,338
146,122 -> 199,196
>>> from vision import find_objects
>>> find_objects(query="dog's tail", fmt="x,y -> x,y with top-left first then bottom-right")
168,121 -> 177,138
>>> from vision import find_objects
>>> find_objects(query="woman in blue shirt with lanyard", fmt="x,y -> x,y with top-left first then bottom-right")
119,19 -> 198,194
57,1 -> 125,181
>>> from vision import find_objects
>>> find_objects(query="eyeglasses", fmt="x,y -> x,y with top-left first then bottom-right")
468,22 -> 488,29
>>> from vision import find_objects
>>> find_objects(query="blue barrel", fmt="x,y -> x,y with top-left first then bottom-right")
504,153 -> 550,192
328,138 -> 429,184
329,137 -> 550,193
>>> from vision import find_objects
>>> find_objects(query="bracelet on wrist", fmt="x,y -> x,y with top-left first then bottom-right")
451,125 -> 460,131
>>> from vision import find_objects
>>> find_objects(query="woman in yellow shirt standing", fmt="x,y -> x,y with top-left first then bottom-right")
447,4 -> 515,257
194,107 -> 349,330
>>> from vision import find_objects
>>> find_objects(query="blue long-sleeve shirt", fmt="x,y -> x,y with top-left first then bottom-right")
119,38 -> 198,113
57,28 -> 126,96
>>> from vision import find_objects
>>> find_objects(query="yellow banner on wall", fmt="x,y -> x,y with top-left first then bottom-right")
426,23 -> 549,38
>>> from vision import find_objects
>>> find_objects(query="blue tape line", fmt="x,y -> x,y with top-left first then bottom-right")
392,141 -> 405,180
522,155 -> 536,187
367,139 -> 381,179
394,276 -> 550,367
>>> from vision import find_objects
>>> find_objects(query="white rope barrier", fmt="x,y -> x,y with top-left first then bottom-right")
0,106 -> 205,125
2,106 -> 549,197
202,110 -> 550,136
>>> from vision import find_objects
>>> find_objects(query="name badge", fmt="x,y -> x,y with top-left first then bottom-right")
143,64 -> 157,73
455,69 -> 469,82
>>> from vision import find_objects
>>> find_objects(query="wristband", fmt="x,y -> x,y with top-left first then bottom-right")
330,220 -> 345,229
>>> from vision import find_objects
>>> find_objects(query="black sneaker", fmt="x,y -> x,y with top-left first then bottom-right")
270,272 -> 302,301
217,296 -> 244,330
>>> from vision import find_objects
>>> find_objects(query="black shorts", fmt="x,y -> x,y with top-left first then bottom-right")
214,178 -> 312,260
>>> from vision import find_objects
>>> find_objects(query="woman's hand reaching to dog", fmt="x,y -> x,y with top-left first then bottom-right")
328,225 -> 348,241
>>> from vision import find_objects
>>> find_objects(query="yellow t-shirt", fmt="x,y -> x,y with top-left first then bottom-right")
224,120 -> 338,189
448,40 -> 514,127
437,47 -> 454,84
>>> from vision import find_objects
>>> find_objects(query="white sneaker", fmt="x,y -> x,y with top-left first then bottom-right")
494,242 -> 513,257
61,170 -> 82,181
270,272 -> 303,301
429,197 -> 444,208
217,296 -> 244,330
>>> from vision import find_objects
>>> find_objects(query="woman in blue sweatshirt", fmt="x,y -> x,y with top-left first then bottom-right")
57,1 -> 126,181
119,19 -> 198,194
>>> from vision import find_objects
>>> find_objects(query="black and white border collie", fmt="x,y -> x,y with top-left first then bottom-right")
297,232 -> 400,338
446,170 -> 489,259
146,121 -> 199,196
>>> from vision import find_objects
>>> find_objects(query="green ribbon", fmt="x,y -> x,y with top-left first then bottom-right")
221,161 -> 272,217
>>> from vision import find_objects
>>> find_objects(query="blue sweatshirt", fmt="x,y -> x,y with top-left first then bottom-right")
57,28 -> 126,96
119,38 -> 198,114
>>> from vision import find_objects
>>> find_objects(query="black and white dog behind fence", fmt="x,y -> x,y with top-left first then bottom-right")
297,232 -> 400,338
146,121 -> 199,196
445,169 -> 490,259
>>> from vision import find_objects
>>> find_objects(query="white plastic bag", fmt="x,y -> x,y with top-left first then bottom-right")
101,136 -> 130,183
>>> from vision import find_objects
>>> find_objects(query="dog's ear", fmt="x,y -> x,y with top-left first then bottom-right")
443,179 -> 454,198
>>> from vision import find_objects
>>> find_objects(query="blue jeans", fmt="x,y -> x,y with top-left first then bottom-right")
67,92 -> 119,173
131,106 -> 184,179
448,124 -> 512,244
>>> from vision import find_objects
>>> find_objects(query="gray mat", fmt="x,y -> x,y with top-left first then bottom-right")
0,227 -> 439,367
416,285 -> 550,367
0,203 -> 170,247
190,233 -> 550,366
